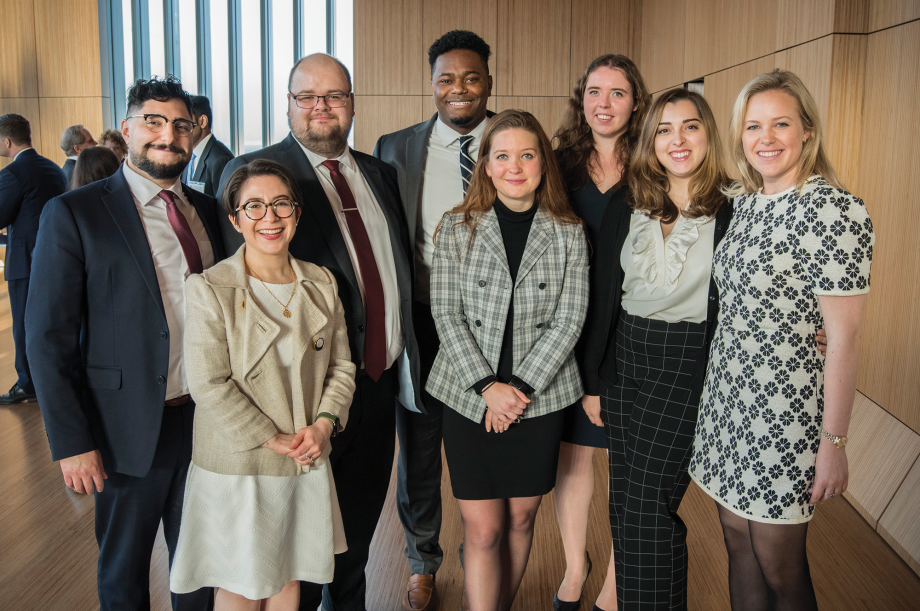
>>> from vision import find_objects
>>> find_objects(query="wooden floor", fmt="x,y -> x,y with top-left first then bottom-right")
2,278 -> 920,611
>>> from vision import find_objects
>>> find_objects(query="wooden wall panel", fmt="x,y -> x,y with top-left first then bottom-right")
825,34 -> 867,192
37,98 -> 104,167
0,0 -> 39,99
353,96 -> 428,154
353,0 -> 425,95
855,20 -> 920,433
774,35 -> 834,128
495,0 -> 571,96
683,0 -> 777,82
775,0 -> 836,49
421,0 -> 498,96
33,0 -> 101,98
842,393 -> 920,527
0,99 -> 42,169
878,457 -> 920,575
493,97 -> 570,141
869,0 -> 920,31
639,0 -> 686,92
701,55 -> 775,178
569,0 -> 641,88
833,0 -> 870,32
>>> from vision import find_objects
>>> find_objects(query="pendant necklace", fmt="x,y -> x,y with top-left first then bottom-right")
249,263 -> 296,318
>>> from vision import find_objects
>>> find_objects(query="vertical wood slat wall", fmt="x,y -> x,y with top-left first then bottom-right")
0,0 -> 107,170
353,0 -> 920,575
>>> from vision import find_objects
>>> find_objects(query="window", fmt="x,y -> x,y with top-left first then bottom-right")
105,0 -> 350,155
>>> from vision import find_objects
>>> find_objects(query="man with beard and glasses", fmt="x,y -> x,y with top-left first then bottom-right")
217,53 -> 421,611
372,30 -> 493,611
26,76 -> 224,611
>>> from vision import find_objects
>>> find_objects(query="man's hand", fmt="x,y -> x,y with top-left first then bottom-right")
60,449 -> 107,494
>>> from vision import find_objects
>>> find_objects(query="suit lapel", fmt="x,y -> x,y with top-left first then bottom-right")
184,186 -> 223,260
403,115 -> 436,244
515,207 -> 554,286
191,137 -> 214,182
100,171 -> 166,319
477,209 -> 510,275
353,153 -> 406,272
240,296 -> 281,380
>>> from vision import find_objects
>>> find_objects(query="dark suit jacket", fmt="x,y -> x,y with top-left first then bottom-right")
26,169 -> 226,477
373,111 -> 494,249
217,132 -> 423,412
191,135 -> 234,198
61,157 -> 76,191
582,189 -> 733,398
0,149 -> 67,279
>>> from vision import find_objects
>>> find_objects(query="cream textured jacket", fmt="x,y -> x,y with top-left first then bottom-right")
184,246 -> 356,476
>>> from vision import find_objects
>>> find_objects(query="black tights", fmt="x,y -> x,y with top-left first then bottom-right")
717,504 -> 818,611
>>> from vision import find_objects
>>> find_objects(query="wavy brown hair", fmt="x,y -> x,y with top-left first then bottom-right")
434,109 -> 580,247
553,54 -> 651,191
629,88 -> 730,222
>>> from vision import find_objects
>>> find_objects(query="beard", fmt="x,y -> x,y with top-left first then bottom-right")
129,143 -> 189,180
448,113 -> 476,127
290,114 -> 351,157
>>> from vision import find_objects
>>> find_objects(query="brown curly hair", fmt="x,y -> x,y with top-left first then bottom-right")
553,54 -> 651,191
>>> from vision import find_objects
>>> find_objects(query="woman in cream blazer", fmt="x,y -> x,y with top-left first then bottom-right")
170,160 -> 355,611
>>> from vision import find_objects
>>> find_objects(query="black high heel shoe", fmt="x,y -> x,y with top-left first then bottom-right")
552,551 -> 593,611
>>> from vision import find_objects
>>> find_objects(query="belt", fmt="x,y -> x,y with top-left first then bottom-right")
164,394 -> 191,407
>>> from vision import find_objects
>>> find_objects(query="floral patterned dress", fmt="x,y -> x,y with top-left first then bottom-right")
689,176 -> 874,523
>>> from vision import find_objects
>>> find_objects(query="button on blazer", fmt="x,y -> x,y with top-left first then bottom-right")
426,207 -> 589,422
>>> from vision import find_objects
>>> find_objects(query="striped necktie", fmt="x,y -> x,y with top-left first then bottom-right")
459,135 -> 475,196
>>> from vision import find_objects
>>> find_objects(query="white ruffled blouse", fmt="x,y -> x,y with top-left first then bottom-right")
619,210 -> 716,323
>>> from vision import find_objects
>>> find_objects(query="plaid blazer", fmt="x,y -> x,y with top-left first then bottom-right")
426,206 -> 589,422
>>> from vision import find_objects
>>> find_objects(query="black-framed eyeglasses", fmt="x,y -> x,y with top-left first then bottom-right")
235,199 -> 300,220
288,93 -> 350,109
125,114 -> 197,136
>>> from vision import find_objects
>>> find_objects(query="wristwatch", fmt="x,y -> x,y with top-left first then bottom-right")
821,429 -> 848,448
316,412 -> 340,437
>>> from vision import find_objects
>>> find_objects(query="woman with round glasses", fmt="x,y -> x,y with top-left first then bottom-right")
170,159 -> 356,611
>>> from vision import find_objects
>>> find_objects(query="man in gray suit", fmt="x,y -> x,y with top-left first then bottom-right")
185,95 -> 234,197
373,30 -> 493,611
59,124 -> 97,189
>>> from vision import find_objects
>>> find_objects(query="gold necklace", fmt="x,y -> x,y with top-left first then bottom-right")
249,264 -> 297,318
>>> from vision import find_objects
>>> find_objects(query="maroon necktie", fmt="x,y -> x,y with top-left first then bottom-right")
321,160 -> 387,381
158,189 -> 204,275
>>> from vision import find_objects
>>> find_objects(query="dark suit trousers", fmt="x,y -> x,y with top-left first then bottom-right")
300,366 -> 398,611
394,302 -> 445,575
8,277 -> 33,393
94,402 -> 211,611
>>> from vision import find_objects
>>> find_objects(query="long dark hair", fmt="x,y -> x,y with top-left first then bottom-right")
72,146 -> 121,190
553,54 -> 651,190
629,88 -> 730,222
434,109 -> 580,247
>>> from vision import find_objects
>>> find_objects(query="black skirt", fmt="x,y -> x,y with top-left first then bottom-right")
561,399 -> 607,448
443,407 -> 565,500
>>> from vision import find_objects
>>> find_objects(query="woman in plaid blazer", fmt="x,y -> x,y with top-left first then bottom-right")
426,110 -> 589,611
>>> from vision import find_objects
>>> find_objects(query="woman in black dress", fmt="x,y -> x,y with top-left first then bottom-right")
551,54 -> 651,611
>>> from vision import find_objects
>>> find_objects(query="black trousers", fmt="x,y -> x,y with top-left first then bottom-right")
94,402 -> 211,611
602,312 -> 705,611
394,302 -> 445,575
8,277 -> 33,393
300,366 -> 398,611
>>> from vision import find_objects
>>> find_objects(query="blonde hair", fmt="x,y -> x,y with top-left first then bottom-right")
723,69 -> 844,197
629,88 -> 730,222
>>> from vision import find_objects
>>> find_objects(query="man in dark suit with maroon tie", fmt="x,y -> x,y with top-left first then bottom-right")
218,53 -> 422,611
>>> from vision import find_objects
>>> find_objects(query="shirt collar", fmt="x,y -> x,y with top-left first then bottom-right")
192,133 -> 212,158
122,163 -> 186,207
299,138 -> 356,173
13,147 -> 33,162
434,115 -> 489,148
67,155 -> 79,161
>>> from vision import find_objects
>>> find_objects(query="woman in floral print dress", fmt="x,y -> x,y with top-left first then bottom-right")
688,70 -> 874,611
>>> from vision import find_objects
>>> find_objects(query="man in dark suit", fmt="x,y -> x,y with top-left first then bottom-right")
218,53 -> 422,611
59,124 -> 97,189
373,30 -> 493,611
185,95 -> 234,197
27,76 -> 223,611
0,114 -> 67,405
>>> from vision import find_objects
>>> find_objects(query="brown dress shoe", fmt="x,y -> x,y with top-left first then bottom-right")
402,573 -> 437,611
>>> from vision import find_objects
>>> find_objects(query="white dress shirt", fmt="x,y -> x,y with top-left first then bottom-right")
189,133 -> 212,178
300,143 -> 404,369
122,163 -> 216,399
416,117 -> 489,303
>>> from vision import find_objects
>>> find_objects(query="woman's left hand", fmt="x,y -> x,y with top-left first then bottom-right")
809,439 -> 848,504
289,419 -> 334,465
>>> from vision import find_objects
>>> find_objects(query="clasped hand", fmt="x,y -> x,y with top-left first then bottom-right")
483,382 -> 530,433
262,418 -> 334,466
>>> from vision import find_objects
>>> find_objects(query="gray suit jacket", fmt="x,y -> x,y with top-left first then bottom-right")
426,207 -> 589,422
